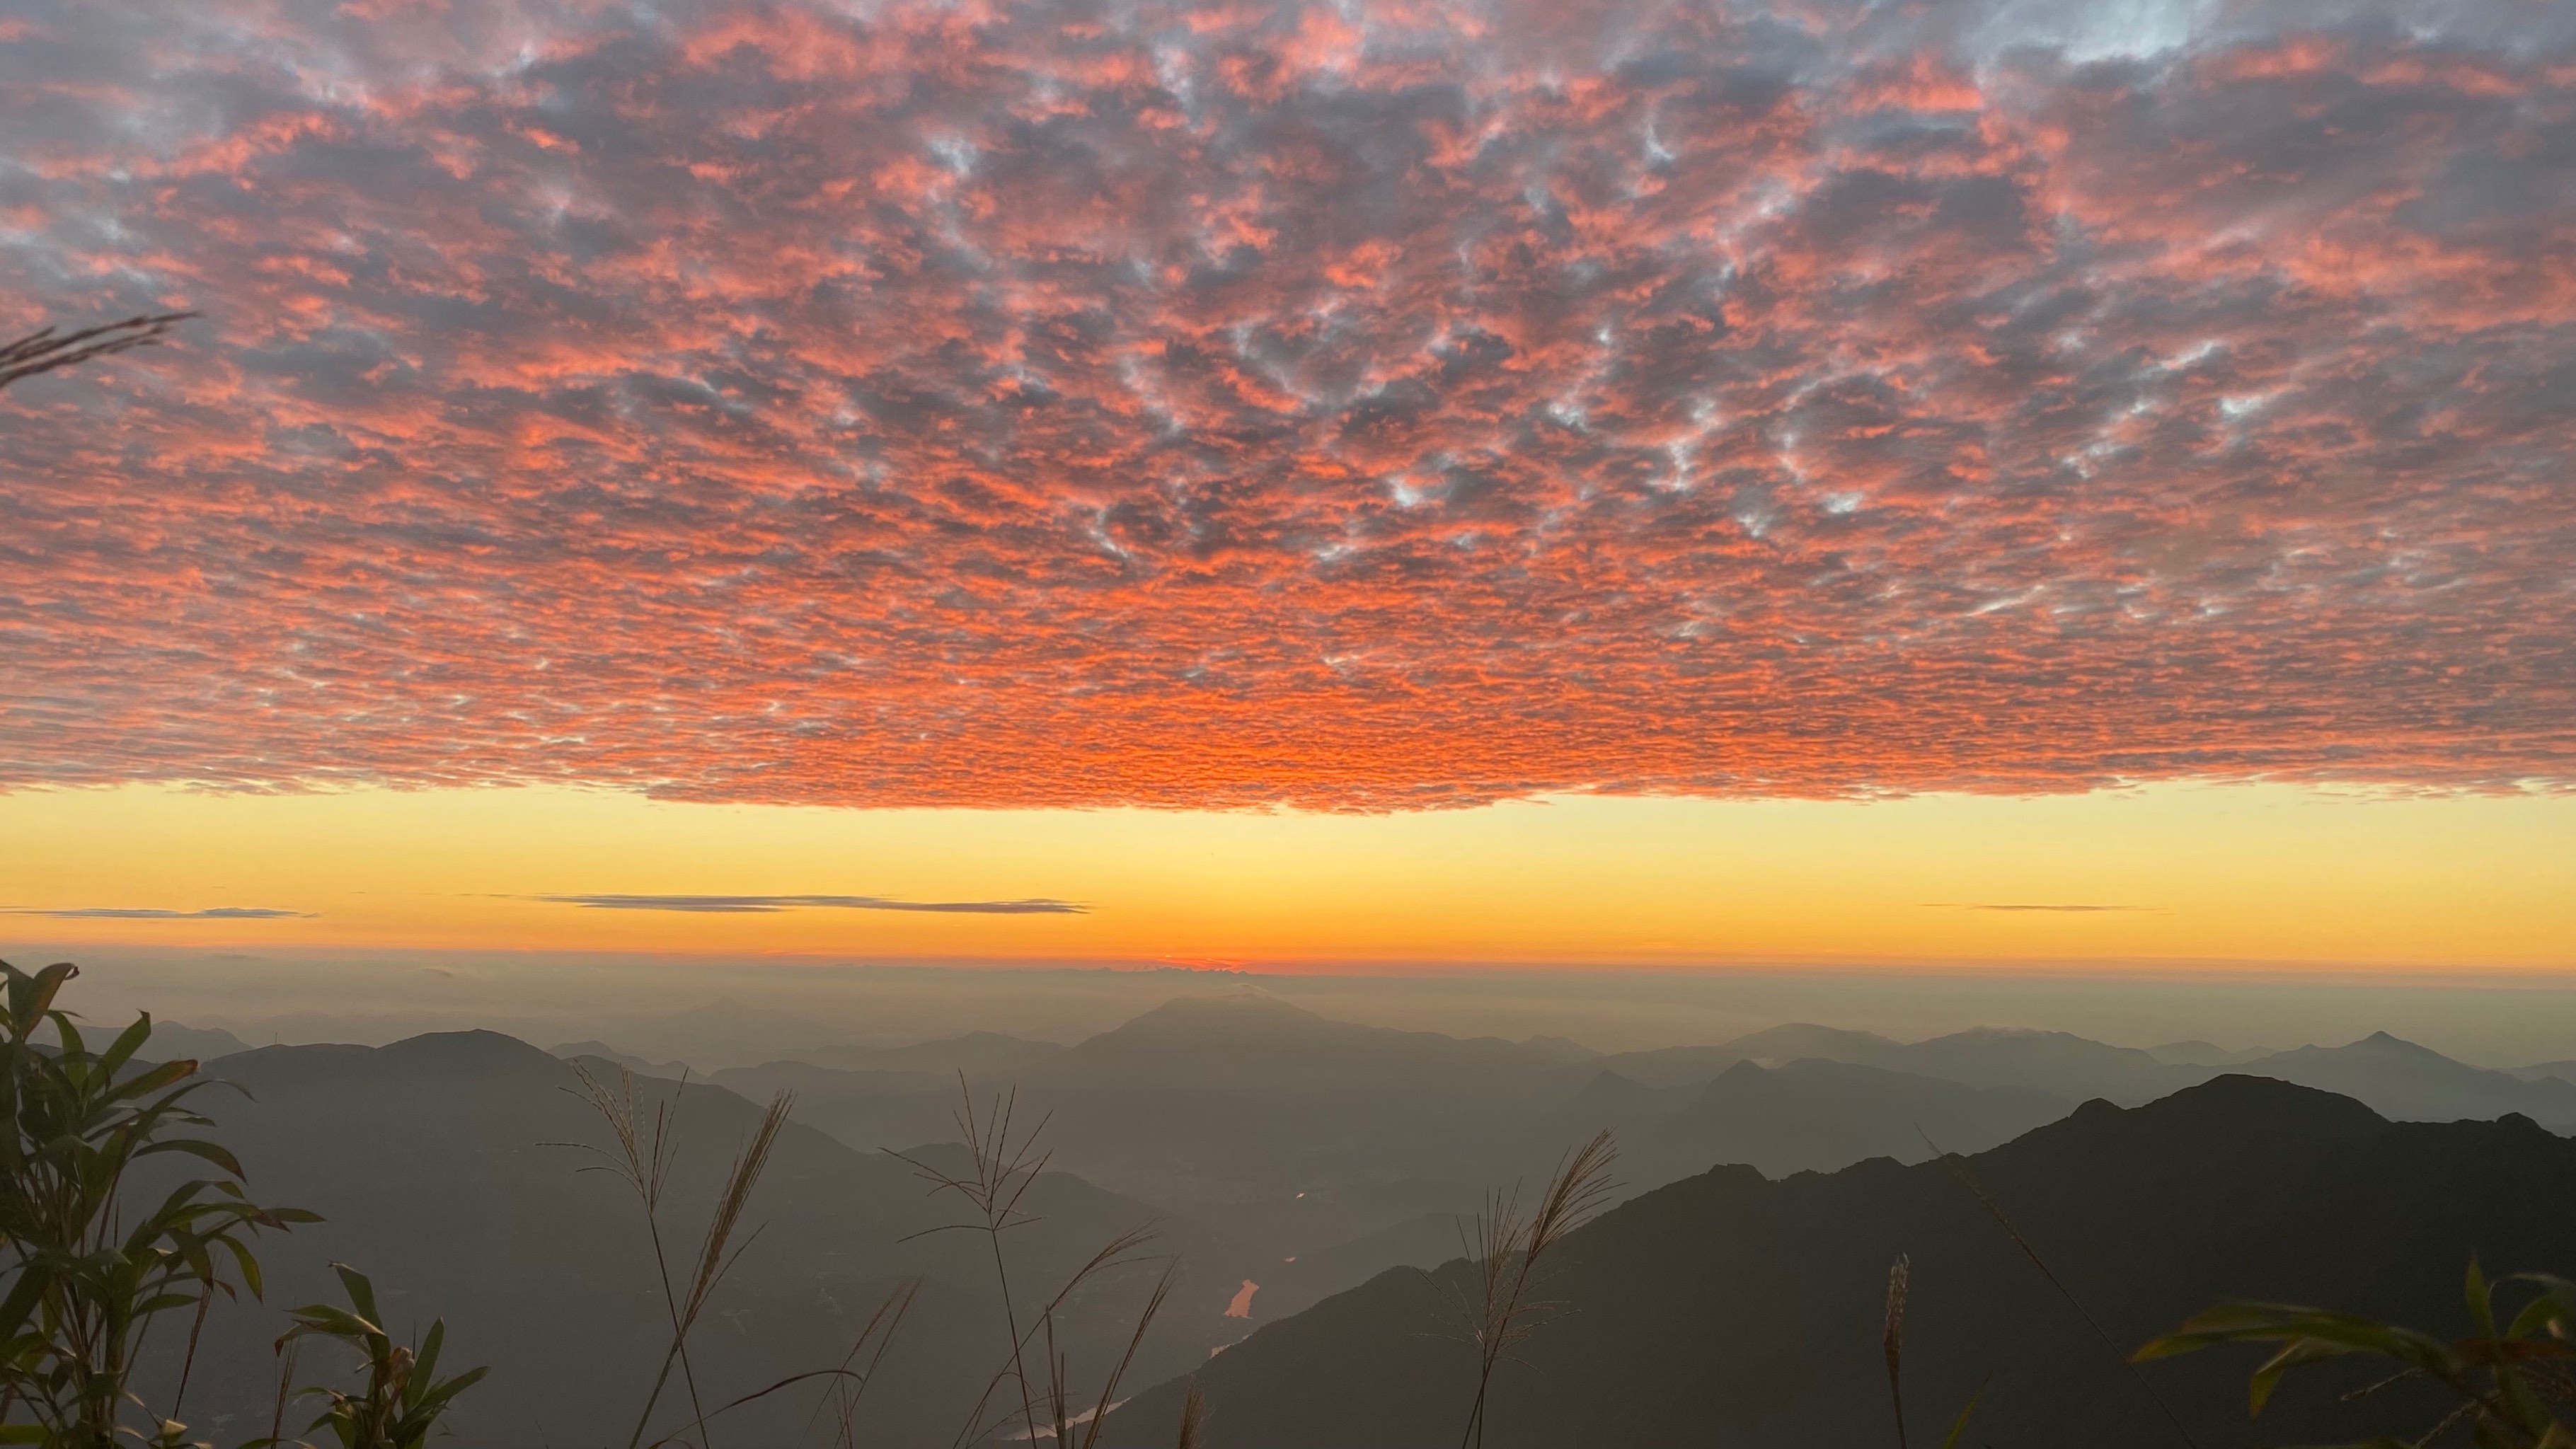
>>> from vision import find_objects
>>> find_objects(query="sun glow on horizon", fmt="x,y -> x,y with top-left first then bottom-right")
2,780 -> 2569,971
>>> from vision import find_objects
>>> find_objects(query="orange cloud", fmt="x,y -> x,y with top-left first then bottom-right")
0,0 -> 2570,810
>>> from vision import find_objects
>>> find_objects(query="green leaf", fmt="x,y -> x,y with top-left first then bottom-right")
331,1263 -> 380,1327
10,961 -> 77,1035
413,1317 -> 447,1387
222,1232 -> 265,1300
98,1014 -> 154,1078
138,1137 -> 247,1182
2467,1257 -> 2498,1339
1936,1378 -> 1988,1449
101,1058 -> 195,1107
2248,1337 -> 2362,1417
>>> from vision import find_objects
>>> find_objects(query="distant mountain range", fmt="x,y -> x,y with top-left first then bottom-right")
514,991 -> 2576,1270
138,1020 -> 252,1061
1102,1076 -> 2576,1448
1591,1018 -> 2576,1128
129,997 -> 2576,1448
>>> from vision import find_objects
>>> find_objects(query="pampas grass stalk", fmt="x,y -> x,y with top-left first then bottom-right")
1452,1130 -> 1618,1449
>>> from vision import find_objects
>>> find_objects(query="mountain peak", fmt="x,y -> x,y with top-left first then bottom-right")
1120,989 -> 1320,1027
378,1029 -> 563,1073
2156,1070 -> 2390,1130
2284,1030 -> 2445,1060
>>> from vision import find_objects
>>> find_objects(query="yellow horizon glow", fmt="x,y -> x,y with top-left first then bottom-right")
0,780 -> 2570,970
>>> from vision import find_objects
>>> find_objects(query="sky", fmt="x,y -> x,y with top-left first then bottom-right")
2,0 -> 2572,975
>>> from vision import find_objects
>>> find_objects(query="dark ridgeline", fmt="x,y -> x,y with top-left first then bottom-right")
1623,1057 -> 2070,1184
1100,1076 -> 2576,1448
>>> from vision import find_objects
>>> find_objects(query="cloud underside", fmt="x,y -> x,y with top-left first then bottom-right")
1,908 -> 314,920
2,0 -> 2572,809
534,894 -> 1086,914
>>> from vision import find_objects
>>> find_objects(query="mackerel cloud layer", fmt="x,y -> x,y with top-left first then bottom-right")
4,0 -> 2572,808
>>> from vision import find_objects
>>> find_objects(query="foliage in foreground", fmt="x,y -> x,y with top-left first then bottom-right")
260,1266 -> 486,1449
2139,1260 -> 2576,1448
0,959 -> 315,1448
0,957 -> 481,1449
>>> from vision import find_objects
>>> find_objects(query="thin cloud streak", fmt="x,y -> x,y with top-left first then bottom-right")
1924,904 -> 2158,914
1,907 -> 315,920
531,894 -> 1089,916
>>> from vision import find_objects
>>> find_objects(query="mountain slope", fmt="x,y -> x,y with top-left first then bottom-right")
1103,1076 -> 2576,1448
1628,1057 -> 2069,1182
2237,1032 -> 2576,1127
2146,1039 -> 2275,1066
1891,1026 -> 2197,1099
1593,1023 -> 2198,1102
1592,1023 -> 1907,1087
155,1030 -> 1267,1449
1032,990 -> 1574,1094
984,991 -> 1588,1251
146,1020 -> 253,1061
800,1029 -> 1066,1077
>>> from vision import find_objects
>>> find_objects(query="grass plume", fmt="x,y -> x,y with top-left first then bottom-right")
897,1076 -> 1174,1449
559,1062 -> 794,1449
1447,1129 -> 1619,1449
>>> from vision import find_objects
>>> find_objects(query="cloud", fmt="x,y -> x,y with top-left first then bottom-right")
1,907 -> 315,920
0,0 -> 2570,809
1923,903 -> 2156,913
531,894 -> 1088,915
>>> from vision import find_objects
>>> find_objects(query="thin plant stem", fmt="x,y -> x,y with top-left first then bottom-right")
1922,1131 -> 2200,1449
1450,1131 -> 1618,1449
1884,1254 -> 1911,1449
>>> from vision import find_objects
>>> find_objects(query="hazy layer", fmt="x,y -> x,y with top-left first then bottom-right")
10,947 -> 2576,1068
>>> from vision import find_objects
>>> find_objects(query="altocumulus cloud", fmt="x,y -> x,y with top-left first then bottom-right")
1,0 -> 2572,809
532,894 -> 1088,916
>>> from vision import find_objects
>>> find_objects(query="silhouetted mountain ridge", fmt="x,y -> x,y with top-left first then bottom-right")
2235,1033 -> 2576,1128
1103,1075 -> 2576,1448
724,998 -> 2576,1277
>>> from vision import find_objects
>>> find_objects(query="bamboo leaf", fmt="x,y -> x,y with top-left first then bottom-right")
136,1138 -> 245,1178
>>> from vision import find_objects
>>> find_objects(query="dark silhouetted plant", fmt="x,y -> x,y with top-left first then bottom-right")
256,1263 -> 485,1449
1881,1252 -> 1986,1449
814,1280 -> 916,1449
897,1077 -> 1173,1449
2137,1259 -> 2576,1448
0,314 -> 197,392
560,1063 -> 915,1449
1925,1131 -> 2199,1449
1445,1129 -> 1618,1449
1885,1254 -> 1912,1449
1038,1259 -> 1176,1449
0,958 -> 315,1449
560,1063 -> 795,1449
